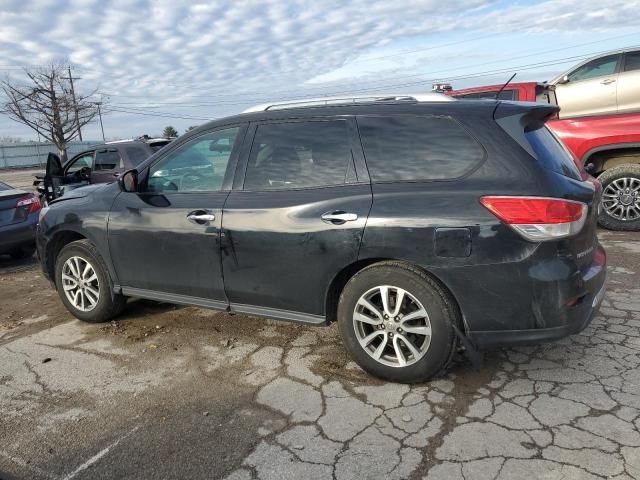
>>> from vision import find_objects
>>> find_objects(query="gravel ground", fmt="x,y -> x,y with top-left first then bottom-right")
0,229 -> 639,480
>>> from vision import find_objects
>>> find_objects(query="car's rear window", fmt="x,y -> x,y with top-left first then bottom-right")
357,115 -> 485,182
0,181 -> 10,191
524,127 -> 582,180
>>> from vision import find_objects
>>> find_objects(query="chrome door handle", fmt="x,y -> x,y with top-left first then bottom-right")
601,79 -> 616,85
321,211 -> 358,224
187,213 -> 215,224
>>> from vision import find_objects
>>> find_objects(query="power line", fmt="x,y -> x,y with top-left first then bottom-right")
106,34 -> 640,98
103,44 -> 639,114
99,36 -> 639,104
104,107 -> 212,121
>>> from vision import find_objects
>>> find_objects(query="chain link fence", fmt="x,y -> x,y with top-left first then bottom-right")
0,141 -> 99,169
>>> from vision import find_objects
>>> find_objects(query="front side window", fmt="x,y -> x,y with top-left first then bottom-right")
243,120 -> 352,190
624,51 -> 640,72
65,152 -> 94,174
147,127 -> 239,193
568,54 -> 619,82
94,149 -> 122,171
358,115 -> 485,182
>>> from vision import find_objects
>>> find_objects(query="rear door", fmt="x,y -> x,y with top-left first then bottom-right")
221,117 -> 372,320
555,53 -> 621,118
617,50 -> 640,114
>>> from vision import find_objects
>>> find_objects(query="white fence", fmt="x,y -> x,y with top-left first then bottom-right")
0,141 -> 99,168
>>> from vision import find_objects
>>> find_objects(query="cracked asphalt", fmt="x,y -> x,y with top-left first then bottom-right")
0,229 -> 639,480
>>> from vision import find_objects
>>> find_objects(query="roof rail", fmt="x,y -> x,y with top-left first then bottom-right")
242,93 -> 454,113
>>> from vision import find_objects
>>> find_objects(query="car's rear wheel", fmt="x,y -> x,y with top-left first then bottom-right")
598,164 -> 640,231
55,239 -> 126,322
337,262 -> 458,383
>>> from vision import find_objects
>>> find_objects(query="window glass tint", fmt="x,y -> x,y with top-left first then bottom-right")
624,51 -> 640,72
66,153 -> 93,173
457,90 -> 516,100
358,115 -> 484,182
125,146 -> 148,166
94,150 -> 121,171
147,127 -> 239,192
243,121 -> 352,190
525,127 -> 582,180
568,55 -> 618,82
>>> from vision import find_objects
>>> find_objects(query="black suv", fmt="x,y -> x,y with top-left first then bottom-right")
36,95 -> 606,383
34,138 -> 171,204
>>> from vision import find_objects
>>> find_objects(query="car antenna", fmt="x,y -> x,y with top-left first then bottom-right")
495,73 -> 517,100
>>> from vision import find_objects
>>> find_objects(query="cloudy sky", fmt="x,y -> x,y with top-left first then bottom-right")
1,0 -> 639,141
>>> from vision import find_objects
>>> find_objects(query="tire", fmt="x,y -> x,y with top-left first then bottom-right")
54,239 -> 126,322
597,164 -> 640,231
9,245 -> 36,259
337,261 -> 458,383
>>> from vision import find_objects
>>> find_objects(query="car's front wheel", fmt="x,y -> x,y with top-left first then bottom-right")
337,262 -> 458,383
55,239 -> 126,322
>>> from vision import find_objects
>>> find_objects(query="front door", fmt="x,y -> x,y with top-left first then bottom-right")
108,126 -> 245,305
221,118 -> 372,320
555,53 -> 620,118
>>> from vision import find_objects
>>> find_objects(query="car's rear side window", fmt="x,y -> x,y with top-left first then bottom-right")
0,181 -> 10,191
243,120 -> 353,190
125,146 -> 148,166
357,115 -> 484,182
524,127 -> 582,180
624,51 -> 640,72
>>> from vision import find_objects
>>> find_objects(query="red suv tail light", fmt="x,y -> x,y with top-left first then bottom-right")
480,196 -> 588,241
16,194 -> 42,214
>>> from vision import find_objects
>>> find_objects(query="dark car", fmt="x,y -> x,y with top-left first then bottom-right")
36,94 -> 606,383
34,138 -> 171,203
0,181 -> 41,259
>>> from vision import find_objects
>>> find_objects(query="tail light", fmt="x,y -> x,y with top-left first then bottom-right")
480,196 -> 588,241
16,194 -> 42,214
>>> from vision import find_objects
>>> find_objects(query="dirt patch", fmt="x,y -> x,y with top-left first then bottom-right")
0,262 -> 68,335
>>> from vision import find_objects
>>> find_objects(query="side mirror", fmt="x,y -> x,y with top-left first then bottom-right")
558,75 -> 570,85
119,169 -> 138,192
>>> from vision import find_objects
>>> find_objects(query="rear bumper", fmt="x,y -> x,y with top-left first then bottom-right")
470,278 -> 606,348
465,244 -> 607,349
0,213 -> 38,254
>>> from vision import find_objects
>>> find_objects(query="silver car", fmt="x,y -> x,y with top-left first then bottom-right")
550,48 -> 640,118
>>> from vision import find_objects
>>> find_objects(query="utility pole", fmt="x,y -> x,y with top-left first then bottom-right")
62,65 -> 83,141
95,102 -> 105,142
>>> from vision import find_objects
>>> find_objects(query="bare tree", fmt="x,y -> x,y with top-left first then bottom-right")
0,62 -> 100,161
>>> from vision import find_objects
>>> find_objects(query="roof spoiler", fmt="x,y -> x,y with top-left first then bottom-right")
493,102 -> 559,131
493,103 -> 560,159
